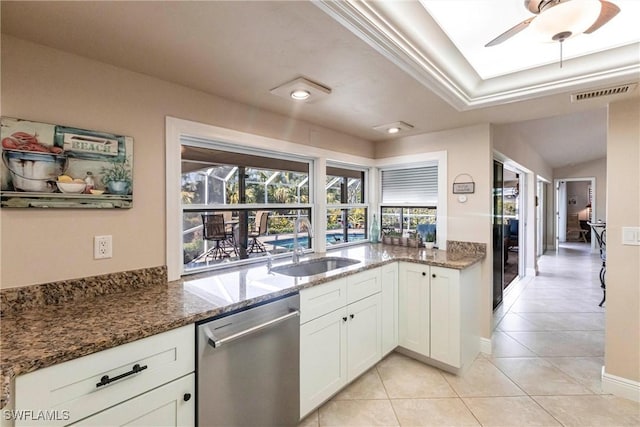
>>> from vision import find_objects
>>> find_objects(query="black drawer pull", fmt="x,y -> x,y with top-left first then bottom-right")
350,314 -> 355,319
432,273 -> 436,278
183,393 -> 192,402
422,272 -> 426,276
96,363 -> 148,388
342,316 -> 348,322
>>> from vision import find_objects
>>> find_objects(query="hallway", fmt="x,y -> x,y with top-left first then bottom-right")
300,243 -> 640,426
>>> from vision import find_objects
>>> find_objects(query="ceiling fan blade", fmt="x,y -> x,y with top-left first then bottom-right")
485,17 -> 535,47
584,0 -> 620,34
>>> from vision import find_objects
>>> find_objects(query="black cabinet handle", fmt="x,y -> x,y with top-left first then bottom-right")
183,393 -> 192,402
96,363 -> 148,388
350,314 -> 355,319
422,272 -> 426,276
342,316 -> 348,322
432,273 -> 436,278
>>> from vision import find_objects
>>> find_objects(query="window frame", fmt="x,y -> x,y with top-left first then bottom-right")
376,152 -> 448,249
325,162 -> 369,248
166,117 -> 376,281
180,140 -> 314,274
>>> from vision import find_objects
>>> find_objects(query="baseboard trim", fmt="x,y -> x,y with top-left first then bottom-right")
480,337 -> 492,355
602,367 -> 640,402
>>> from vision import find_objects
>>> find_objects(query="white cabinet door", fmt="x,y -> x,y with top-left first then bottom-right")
300,307 -> 348,418
73,374 -> 194,427
346,293 -> 382,381
381,262 -> 398,355
398,262 -> 430,356
430,266 -> 461,367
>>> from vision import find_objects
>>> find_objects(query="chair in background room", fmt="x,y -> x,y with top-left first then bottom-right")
248,211 -> 269,253
196,213 -> 237,261
507,219 -> 519,250
566,213 -> 588,242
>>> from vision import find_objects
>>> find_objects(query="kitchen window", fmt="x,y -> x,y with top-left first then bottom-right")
379,163 -> 439,244
181,142 -> 313,274
326,164 -> 368,246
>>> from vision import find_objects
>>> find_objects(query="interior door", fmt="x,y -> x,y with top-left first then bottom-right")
492,160 -> 504,309
536,181 -> 545,256
556,180 -> 567,247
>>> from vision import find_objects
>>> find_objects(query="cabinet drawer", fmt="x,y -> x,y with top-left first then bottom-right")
300,278 -> 347,324
346,268 -> 381,304
15,324 -> 194,426
72,374 -> 195,427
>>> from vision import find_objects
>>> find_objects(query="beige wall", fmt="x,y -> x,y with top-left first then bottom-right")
605,98 -> 640,383
491,125 -> 553,181
375,124 -> 494,339
554,157 -> 607,224
0,36 -> 374,288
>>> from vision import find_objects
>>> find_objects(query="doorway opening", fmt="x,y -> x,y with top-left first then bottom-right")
555,178 -> 596,253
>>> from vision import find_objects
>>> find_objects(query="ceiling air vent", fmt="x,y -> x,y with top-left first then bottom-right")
571,83 -> 638,102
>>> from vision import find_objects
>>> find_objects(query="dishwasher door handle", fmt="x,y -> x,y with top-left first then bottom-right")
206,310 -> 300,348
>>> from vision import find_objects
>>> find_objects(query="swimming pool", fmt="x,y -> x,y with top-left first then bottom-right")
270,233 -> 365,249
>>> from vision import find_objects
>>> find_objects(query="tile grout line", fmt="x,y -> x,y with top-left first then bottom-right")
374,364 -> 401,427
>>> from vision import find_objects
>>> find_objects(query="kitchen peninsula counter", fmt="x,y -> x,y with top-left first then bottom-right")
0,242 -> 485,409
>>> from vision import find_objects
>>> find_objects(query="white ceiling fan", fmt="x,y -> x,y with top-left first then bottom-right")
485,0 -> 621,47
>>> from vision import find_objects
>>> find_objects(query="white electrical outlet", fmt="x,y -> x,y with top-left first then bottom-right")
94,235 -> 113,259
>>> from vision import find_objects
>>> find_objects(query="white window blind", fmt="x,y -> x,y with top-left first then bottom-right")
381,165 -> 438,205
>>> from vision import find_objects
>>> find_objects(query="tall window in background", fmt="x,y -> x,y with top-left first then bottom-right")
326,164 -> 368,245
181,143 -> 312,273
380,164 -> 438,244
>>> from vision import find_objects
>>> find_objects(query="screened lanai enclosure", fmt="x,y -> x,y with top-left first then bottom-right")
181,144 -> 314,272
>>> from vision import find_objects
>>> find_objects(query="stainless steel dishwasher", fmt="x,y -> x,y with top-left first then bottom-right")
197,293 -> 300,426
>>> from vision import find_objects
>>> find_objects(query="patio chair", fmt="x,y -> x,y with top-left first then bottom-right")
197,213 -> 237,261
248,211 -> 269,253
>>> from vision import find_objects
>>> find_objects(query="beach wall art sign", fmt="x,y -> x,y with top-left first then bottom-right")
1,117 -> 133,208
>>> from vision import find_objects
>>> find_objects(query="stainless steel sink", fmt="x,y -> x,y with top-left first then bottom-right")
271,257 -> 360,277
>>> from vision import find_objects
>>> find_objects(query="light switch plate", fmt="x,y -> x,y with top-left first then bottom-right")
622,227 -> 640,246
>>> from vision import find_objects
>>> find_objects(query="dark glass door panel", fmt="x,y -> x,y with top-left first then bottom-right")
493,160 -> 504,309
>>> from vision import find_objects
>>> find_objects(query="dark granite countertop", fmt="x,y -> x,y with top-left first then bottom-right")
0,242 -> 484,409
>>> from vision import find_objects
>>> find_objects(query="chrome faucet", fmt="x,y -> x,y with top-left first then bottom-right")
292,217 -> 313,264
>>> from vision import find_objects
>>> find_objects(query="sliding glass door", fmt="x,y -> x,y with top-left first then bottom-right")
493,160 -> 504,309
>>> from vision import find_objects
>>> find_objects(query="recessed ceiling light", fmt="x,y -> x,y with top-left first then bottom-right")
290,89 -> 311,100
270,77 -> 331,103
373,121 -> 414,135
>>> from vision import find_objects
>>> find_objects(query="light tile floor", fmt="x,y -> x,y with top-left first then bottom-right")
299,243 -> 640,426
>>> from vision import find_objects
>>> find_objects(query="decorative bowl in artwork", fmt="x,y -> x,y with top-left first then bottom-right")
2,149 -> 68,192
57,181 -> 86,194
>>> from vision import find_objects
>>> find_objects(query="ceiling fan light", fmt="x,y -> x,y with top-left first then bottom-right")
528,0 -> 602,42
